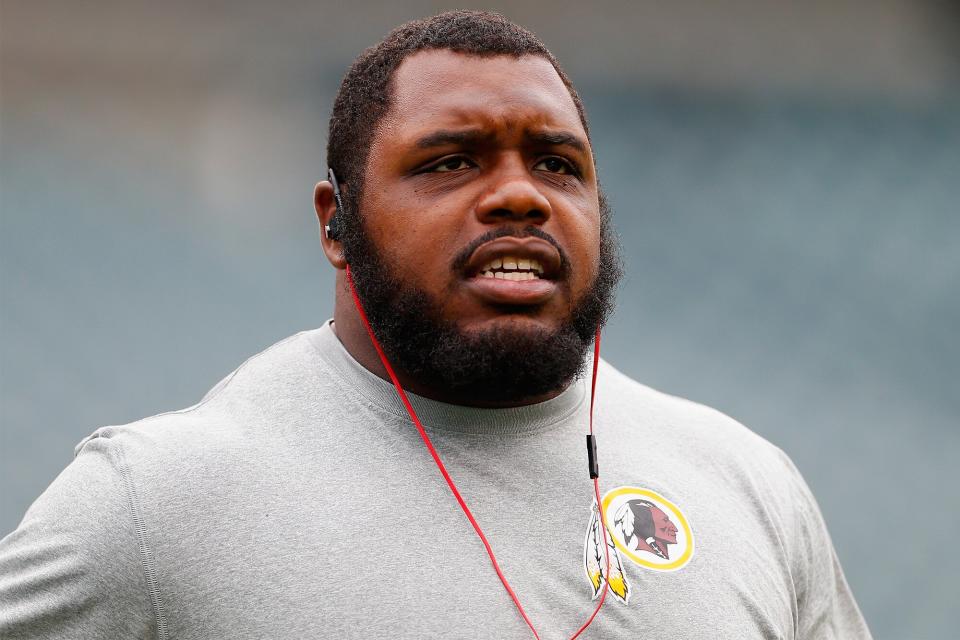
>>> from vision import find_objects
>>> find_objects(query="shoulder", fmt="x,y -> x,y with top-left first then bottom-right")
0,416 -> 158,636
597,358 -> 785,465
77,327 -> 335,456
596,358 -> 813,530
0,326 -> 329,639
596,362 -> 872,637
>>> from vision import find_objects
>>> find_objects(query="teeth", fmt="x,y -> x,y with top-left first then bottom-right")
480,269 -> 541,281
478,255 -> 547,279
480,255 -> 546,273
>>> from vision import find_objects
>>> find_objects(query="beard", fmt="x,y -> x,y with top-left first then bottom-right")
341,194 -> 622,404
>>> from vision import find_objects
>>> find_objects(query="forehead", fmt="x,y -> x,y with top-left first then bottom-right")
380,49 -> 586,142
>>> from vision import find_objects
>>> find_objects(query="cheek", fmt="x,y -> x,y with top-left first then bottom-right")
364,196 -> 464,280
565,222 -> 601,290
562,193 -> 602,261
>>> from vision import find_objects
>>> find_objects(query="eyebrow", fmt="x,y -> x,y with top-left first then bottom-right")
526,130 -> 588,154
413,128 -> 589,154
415,129 -> 496,149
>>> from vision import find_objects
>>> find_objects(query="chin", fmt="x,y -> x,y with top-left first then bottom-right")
417,316 -> 589,402
458,310 -> 562,335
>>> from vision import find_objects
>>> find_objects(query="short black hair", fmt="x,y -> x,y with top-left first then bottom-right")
325,10 -> 591,245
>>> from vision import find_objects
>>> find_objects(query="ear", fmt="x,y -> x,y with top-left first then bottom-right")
314,180 -> 347,270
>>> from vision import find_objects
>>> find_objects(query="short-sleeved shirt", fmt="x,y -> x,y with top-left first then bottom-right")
0,322 -> 872,639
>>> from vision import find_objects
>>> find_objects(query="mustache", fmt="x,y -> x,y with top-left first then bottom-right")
450,226 -> 570,276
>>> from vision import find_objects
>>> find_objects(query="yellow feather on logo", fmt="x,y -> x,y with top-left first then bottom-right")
583,503 -> 631,604
607,572 -> 629,602
584,506 -> 604,599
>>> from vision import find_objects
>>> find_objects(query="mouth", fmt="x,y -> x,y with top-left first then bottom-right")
462,236 -> 562,306
477,255 -> 545,280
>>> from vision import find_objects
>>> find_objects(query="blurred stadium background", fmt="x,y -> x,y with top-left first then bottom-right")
2,2 -> 958,637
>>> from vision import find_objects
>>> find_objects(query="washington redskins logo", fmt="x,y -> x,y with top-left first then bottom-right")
583,486 -> 694,603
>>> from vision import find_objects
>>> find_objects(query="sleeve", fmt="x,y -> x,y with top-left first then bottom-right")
776,450 -> 873,640
0,433 -> 158,639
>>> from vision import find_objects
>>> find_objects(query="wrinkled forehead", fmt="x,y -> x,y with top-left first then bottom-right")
378,50 -> 588,147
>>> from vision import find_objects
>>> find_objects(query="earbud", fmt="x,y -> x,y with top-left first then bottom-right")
325,167 -> 343,241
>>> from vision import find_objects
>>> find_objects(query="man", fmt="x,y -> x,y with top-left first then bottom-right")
0,11 -> 871,639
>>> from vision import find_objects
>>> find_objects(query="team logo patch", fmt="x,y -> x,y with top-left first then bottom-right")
584,486 -> 694,602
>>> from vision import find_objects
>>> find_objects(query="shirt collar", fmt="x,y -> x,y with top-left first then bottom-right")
308,320 -> 587,436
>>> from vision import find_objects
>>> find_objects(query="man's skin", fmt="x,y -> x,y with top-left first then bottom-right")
314,50 -> 601,408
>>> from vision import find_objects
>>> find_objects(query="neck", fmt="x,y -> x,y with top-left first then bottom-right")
331,271 -> 568,408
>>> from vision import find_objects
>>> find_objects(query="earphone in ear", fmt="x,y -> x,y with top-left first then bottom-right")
325,168 -> 344,241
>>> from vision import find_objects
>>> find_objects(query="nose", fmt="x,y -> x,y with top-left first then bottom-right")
475,158 -> 552,226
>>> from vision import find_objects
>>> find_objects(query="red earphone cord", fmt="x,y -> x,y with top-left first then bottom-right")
346,265 -> 611,639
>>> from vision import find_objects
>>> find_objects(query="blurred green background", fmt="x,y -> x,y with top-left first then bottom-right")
2,2 -> 958,637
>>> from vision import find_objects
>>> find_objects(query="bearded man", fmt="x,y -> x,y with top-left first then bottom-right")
0,11 -> 871,639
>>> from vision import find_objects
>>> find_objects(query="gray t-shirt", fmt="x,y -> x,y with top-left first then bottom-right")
0,322 -> 871,639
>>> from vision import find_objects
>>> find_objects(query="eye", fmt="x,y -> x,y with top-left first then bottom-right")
534,156 -> 575,175
428,156 -> 474,173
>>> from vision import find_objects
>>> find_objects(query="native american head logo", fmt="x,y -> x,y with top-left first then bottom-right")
583,486 -> 694,603
613,499 -> 679,560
